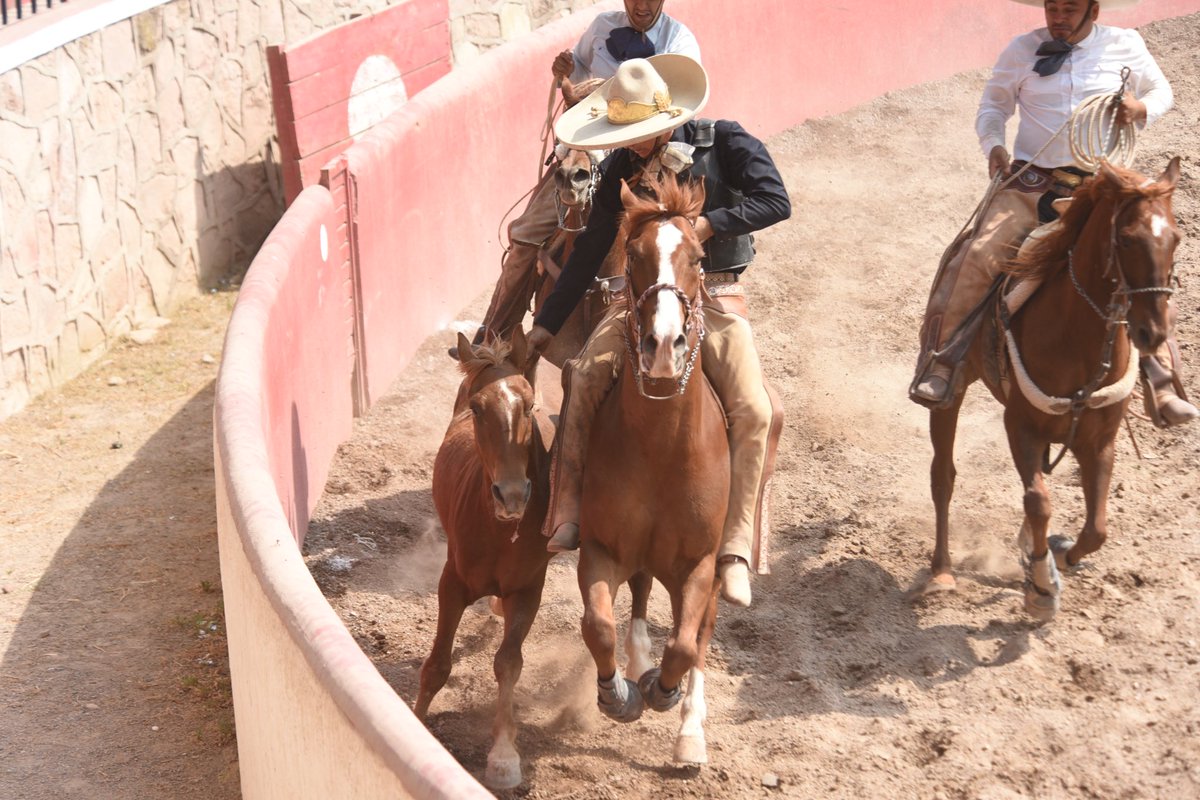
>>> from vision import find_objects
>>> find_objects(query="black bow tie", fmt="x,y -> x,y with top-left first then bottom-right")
606,26 -> 656,62
1034,39 -> 1075,77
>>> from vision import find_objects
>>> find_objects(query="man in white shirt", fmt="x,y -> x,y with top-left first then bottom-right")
910,0 -> 1195,427
463,1 -> 701,354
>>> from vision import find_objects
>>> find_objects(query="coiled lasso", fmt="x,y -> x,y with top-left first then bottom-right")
1067,66 -> 1138,171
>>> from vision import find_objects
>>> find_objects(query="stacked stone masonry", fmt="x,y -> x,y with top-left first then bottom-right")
0,0 -> 600,420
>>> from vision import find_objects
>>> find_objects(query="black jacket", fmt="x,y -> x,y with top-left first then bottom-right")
534,119 -> 791,334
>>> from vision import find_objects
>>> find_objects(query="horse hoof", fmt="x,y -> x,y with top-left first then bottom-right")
673,734 -> 708,764
1023,551 -> 1062,622
638,668 -> 682,712
1048,535 -> 1077,572
924,572 -> 956,594
1024,587 -> 1060,622
597,674 -> 643,723
484,754 -> 522,790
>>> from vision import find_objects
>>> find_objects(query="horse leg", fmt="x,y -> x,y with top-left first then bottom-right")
484,583 -> 544,790
579,543 -> 642,722
928,395 -> 966,591
414,564 -> 470,720
641,558 -> 716,713
1007,422 -> 1061,621
1054,437 -> 1117,569
674,584 -> 719,765
624,571 -> 655,682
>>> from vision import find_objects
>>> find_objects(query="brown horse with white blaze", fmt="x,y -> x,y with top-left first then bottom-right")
413,328 -> 552,790
415,327 -> 653,788
927,158 -> 1182,621
577,175 -> 730,764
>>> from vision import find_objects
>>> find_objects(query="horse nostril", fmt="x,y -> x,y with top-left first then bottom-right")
673,334 -> 687,355
642,334 -> 656,355
491,484 -> 504,505
573,169 -> 590,184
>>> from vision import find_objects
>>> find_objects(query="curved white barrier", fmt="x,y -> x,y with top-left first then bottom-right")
214,1 -> 1199,796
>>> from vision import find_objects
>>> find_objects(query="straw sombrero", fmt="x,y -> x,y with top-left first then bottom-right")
1009,0 -> 1140,7
554,54 -> 709,150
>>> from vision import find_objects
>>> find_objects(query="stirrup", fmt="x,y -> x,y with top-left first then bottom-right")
909,361 -> 956,410
546,522 -> 580,553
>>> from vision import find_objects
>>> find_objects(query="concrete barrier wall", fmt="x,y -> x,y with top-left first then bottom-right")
214,0 -> 1200,795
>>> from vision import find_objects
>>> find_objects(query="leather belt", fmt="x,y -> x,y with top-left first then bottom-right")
704,271 -> 740,284
1013,161 -> 1090,189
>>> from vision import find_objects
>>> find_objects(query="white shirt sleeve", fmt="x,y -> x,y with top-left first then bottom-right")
1125,30 -> 1173,126
975,38 -> 1023,157
570,17 -> 605,84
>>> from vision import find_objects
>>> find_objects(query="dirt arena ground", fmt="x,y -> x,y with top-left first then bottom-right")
306,13 -> 1200,799
1,12 -> 1197,800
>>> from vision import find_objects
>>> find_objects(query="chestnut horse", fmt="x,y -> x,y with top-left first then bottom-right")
927,158 -> 1182,621
578,175 -> 730,764
414,327 -> 653,789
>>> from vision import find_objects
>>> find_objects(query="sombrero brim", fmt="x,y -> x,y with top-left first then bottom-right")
1009,0 -> 1140,8
554,54 -> 709,150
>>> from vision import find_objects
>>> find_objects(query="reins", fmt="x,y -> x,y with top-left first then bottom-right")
937,73 -> 1139,284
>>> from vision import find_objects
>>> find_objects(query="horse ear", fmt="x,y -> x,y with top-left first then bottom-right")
510,326 -> 528,368
1158,156 -> 1181,190
456,332 -> 473,365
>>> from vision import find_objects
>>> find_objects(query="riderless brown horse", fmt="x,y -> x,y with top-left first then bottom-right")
414,327 -> 653,788
926,158 -> 1182,621
577,175 -> 729,764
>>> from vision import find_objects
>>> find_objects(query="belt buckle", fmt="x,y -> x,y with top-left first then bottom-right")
1051,169 -> 1082,189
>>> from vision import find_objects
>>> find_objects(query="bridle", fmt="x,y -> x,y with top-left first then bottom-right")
1004,192 -> 1176,470
553,158 -> 600,234
620,219 -> 706,400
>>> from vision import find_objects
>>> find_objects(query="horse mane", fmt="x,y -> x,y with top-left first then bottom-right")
1007,162 -> 1175,280
457,339 -> 513,384
620,173 -> 705,240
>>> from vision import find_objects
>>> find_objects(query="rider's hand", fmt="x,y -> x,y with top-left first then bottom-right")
1114,95 -> 1147,127
527,325 -> 553,354
987,145 -> 1011,179
692,215 -> 714,243
552,50 -> 574,82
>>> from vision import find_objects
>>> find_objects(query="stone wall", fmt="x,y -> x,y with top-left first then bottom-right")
0,0 -> 601,420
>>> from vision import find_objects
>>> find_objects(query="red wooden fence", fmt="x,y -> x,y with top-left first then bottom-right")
267,0 -> 451,206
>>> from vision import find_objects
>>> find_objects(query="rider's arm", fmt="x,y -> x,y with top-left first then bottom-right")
1125,30 -> 1173,126
532,154 -> 629,335
976,38 -> 1023,159
701,121 -> 791,240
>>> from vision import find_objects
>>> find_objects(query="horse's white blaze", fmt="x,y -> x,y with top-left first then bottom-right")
498,381 -> 520,431
1151,213 -> 1169,238
679,668 -> 706,737
652,222 -> 686,340
624,618 -> 654,681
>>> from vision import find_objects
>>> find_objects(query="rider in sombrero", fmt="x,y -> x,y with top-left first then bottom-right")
464,2 -> 702,354
910,0 -> 1195,428
525,54 -> 792,607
